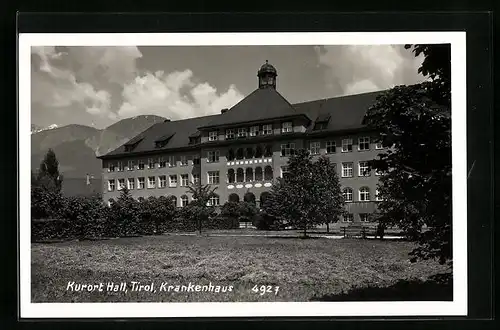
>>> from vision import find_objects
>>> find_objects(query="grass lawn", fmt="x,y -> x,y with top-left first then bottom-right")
31,234 -> 451,303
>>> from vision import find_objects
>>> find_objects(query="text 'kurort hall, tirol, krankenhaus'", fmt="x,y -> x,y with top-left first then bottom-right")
97,61 -> 386,226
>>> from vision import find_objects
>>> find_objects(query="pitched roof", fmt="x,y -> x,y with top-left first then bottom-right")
100,115 -> 218,158
200,87 -> 307,129
99,90 -> 384,159
292,90 -> 383,132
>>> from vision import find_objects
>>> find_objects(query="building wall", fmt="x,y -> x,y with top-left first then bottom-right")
101,129 -> 383,224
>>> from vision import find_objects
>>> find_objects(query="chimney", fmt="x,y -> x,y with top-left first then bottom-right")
221,108 -> 228,114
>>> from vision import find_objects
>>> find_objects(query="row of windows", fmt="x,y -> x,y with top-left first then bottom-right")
227,166 -> 274,183
107,171 -> 221,191
108,155 -> 201,172
209,122 -> 292,142
279,162 -> 380,178
108,137 -> 384,171
342,187 -> 382,202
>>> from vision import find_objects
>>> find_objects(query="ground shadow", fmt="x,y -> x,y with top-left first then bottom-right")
310,273 -> 453,301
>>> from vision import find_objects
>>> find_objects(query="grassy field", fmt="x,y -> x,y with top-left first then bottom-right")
31,233 -> 451,302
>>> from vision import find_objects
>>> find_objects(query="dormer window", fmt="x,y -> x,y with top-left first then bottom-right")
237,127 -> 247,138
313,114 -> 331,131
225,129 -> 235,140
249,126 -> 259,137
154,133 -> 175,148
282,122 -> 293,133
209,131 -> 218,141
124,136 -> 144,151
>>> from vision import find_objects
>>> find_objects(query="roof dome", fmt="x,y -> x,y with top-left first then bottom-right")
258,60 -> 277,76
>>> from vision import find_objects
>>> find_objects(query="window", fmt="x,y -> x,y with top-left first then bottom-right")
326,141 -> 336,154
250,126 -> 259,137
127,160 -> 135,171
343,214 -> 354,222
159,157 -> 167,168
138,160 -> 145,170
342,139 -> 353,152
192,174 -> 200,185
137,177 -> 145,189
193,154 -> 201,165
343,187 -> 353,202
147,176 -> 156,189
158,175 -> 167,188
375,189 -> 382,201
117,178 -> 125,190
180,174 -> 189,187
360,213 -> 370,222
342,162 -> 353,178
375,141 -> 383,150
209,131 -> 218,141
358,161 -> 370,176
107,179 -> 116,191
169,175 -> 177,187
180,156 -> 188,166
117,161 -> 124,172
108,163 -> 116,172
225,129 -> 235,140
310,141 -> 320,155
207,150 -> 220,163
168,156 -> 176,167
208,171 -> 220,184
262,124 -> 273,135
181,195 -> 189,207
127,178 -> 135,190
208,195 -> 220,206
148,158 -> 155,169
358,137 -> 370,151
281,166 -> 289,179
359,187 -> 371,201
281,121 -> 292,133
237,127 -> 247,138
280,143 -> 295,157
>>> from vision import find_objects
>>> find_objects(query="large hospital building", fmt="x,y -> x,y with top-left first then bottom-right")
98,61 -> 385,224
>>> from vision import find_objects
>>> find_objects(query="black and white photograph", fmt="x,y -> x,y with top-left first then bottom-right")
19,32 -> 467,318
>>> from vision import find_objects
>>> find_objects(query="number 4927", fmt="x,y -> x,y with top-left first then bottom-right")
252,285 -> 279,296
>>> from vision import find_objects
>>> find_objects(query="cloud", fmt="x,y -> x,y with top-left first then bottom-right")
314,45 -> 425,96
66,46 -> 142,84
117,70 -> 244,120
31,46 -> 113,119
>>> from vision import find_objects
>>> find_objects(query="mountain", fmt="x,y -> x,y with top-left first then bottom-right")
31,115 -> 166,195
31,123 -> 60,134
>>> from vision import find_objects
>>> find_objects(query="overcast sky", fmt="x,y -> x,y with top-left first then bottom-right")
31,45 -> 425,129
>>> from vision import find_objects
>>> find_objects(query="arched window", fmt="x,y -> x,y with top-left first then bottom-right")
244,192 -> 256,204
264,166 -> 273,181
359,187 -> 370,201
246,147 -> 254,159
228,193 -> 240,203
236,148 -> 244,160
227,149 -> 235,161
236,168 -> 244,182
245,167 -> 254,182
227,169 -> 235,183
254,167 -> 263,181
208,194 -> 220,206
264,145 -> 273,157
255,145 -> 263,158
180,195 -> 189,207
169,196 -> 178,207
343,187 -> 353,202
260,191 -> 271,207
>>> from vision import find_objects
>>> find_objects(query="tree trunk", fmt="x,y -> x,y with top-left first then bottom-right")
326,223 -> 330,233
303,225 -> 307,238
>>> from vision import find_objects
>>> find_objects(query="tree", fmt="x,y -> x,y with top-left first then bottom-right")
182,184 -> 218,235
263,149 -> 344,238
36,149 -> 63,192
363,44 -> 451,264
108,187 -> 141,237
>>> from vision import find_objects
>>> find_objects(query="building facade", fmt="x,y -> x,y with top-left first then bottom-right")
98,61 -> 385,225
